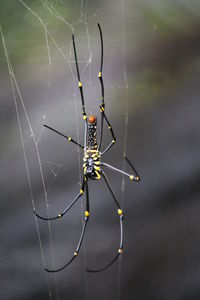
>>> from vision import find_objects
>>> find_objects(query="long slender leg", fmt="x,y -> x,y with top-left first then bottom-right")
86,171 -> 123,273
101,157 -> 140,181
34,178 -> 85,221
124,156 -> 140,180
97,23 -> 116,154
45,178 -> 90,273
43,124 -> 84,149
97,23 -> 105,151
100,111 -> 116,155
72,34 -> 88,150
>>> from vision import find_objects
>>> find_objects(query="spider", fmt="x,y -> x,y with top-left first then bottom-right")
34,23 -> 140,273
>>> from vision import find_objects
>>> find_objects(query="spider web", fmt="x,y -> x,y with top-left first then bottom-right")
1,1 -> 130,299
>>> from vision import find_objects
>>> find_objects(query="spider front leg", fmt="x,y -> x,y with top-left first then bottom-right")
43,124 -> 84,148
72,33 -> 88,149
34,177 -> 86,221
86,171 -> 123,273
45,177 -> 90,273
96,24 -> 116,154
97,23 -> 105,150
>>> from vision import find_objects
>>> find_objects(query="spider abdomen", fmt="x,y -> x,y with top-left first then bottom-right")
87,115 -> 98,150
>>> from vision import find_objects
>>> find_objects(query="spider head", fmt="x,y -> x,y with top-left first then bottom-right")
88,115 -> 97,124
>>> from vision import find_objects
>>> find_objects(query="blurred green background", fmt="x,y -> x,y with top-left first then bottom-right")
1,1 -> 200,300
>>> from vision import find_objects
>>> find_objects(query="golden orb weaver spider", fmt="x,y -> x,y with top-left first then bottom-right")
34,23 -> 140,273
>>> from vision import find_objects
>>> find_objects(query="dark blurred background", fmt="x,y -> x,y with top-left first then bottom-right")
1,0 -> 200,299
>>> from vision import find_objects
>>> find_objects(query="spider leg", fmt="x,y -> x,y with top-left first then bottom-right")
72,34 -> 88,151
86,171 -> 123,273
45,178 -> 90,272
100,111 -> 116,155
101,156 -> 140,182
124,156 -> 141,181
43,124 -> 83,149
97,24 -> 117,154
97,23 -> 105,150
34,178 -> 86,221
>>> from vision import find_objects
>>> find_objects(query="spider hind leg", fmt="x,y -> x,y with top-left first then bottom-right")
86,172 -> 123,273
45,179 -> 90,273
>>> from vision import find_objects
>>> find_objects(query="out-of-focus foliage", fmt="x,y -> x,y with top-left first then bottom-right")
1,1 -> 200,300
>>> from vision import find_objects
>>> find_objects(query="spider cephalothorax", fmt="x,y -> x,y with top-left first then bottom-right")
34,23 -> 140,274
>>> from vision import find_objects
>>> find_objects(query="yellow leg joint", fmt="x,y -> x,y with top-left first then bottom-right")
68,137 -> 72,141
85,210 -> 90,217
118,248 -> 123,254
130,175 -> 134,180
118,209 -> 123,215
83,115 -> 87,120
112,139 -> 116,143
74,251 -> 78,256
78,81 -> 82,87
80,189 -> 84,195
58,214 -> 62,218
94,166 -> 100,171
98,72 -> 102,78
108,125 -> 111,129
95,171 -> 101,180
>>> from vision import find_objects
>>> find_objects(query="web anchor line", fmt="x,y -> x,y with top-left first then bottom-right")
117,1 -> 130,300
0,25 -> 54,300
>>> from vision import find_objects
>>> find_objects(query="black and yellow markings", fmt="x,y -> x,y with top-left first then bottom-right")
95,171 -> 101,180
82,150 -> 101,178
98,72 -> 102,78
100,105 -> 104,112
94,165 -> 100,171
84,149 -> 100,158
